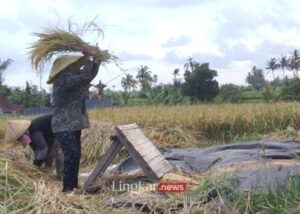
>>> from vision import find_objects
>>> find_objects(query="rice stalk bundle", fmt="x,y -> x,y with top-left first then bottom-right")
29,28 -> 117,71
80,120 -> 130,167
80,120 -> 114,167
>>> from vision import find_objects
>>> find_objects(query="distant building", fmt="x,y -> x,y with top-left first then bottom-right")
0,96 -> 23,114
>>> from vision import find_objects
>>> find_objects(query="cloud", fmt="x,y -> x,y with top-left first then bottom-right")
0,18 -> 23,34
163,51 -> 185,65
0,1 -> 18,18
215,1 -> 300,48
222,40 -> 296,69
218,7 -> 259,40
163,49 -> 231,69
73,0 -> 208,8
118,51 -> 153,61
191,53 -> 231,69
144,0 -> 209,8
223,43 -> 258,61
2,0 -> 300,90
163,38 -> 297,72
162,35 -> 191,48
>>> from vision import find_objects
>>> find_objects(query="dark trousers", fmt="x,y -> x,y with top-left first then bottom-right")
54,130 -> 81,191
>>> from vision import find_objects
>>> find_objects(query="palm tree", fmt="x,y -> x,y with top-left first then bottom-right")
24,81 -> 32,107
246,66 -> 266,91
136,65 -> 153,93
136,65 -> 152,82
288,49 -> 300,78
266,57 -> 279,80
184,57 -> 196,72
279,56 -> 288,79
173,68 -> 180,81
0,58 -> 13,86
152,74 -> 158,85
121,74 -> 137,92
173,68 -> 180,89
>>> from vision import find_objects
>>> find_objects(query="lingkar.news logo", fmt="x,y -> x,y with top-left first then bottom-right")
112,181 -> 188,198
157,182 -> 187,193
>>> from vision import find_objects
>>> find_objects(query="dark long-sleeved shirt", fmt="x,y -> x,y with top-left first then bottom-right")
51,57 -> 99,133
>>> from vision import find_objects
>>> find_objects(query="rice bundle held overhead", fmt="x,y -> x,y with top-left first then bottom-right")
29,28 -> 117,70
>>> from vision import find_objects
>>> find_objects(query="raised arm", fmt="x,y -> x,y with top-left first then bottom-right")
53,57 -> 100,90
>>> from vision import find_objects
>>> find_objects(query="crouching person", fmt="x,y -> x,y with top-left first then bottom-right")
5,114 -> 63,179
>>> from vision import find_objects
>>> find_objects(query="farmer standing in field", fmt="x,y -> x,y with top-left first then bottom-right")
5,114 -> 63,177
48,50 -> 100,192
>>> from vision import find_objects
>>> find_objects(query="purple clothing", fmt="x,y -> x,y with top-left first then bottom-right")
28,114 -> 54,162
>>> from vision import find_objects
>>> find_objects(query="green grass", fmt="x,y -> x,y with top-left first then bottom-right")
189,176 -> 300,214
240,90 -> 263,101
242,178 -> 300,214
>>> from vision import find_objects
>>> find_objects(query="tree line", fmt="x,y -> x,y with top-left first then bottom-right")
2,49 -> 300,108
117,57 -> 219,105
244,49 -> 300,102
0,58 -> 51,108
118,49 -> 300,105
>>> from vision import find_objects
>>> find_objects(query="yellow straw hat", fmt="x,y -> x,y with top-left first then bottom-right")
47,55 -> 84,84
5,120 -> 31,143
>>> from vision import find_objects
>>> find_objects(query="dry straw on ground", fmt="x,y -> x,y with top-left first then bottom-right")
80,120 -> 116,167
0,144 -> 114,214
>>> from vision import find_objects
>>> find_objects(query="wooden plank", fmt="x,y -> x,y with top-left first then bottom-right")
116,123 -> 173,179
152,159 -> 174,173
143,151 -> 162,162
120,126 -> 140,134
125,136 -> 150,146
156,164 -> 174,177
149,159 -> 173,177
82,123 -> 173,191
156,163 -> 173,176
82,139 -> 123,191
116,129 -> 160,180
117,123 -> 139,131
156,161 -> 174,172
134,144 -> 159,156
134,141 -> 156,149
121,129 -> 150,146
119,125 -> 153,145
148,156 -> 167,169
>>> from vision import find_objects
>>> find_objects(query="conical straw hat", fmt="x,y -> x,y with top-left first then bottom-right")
47,55 -> 84,84
5,120 -> 31,143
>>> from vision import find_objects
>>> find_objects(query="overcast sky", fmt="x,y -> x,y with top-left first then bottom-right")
1,0 -> 300,91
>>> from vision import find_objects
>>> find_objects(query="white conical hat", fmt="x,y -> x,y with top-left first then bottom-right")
47,55 -> 84,84
5,120 -> 31,143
